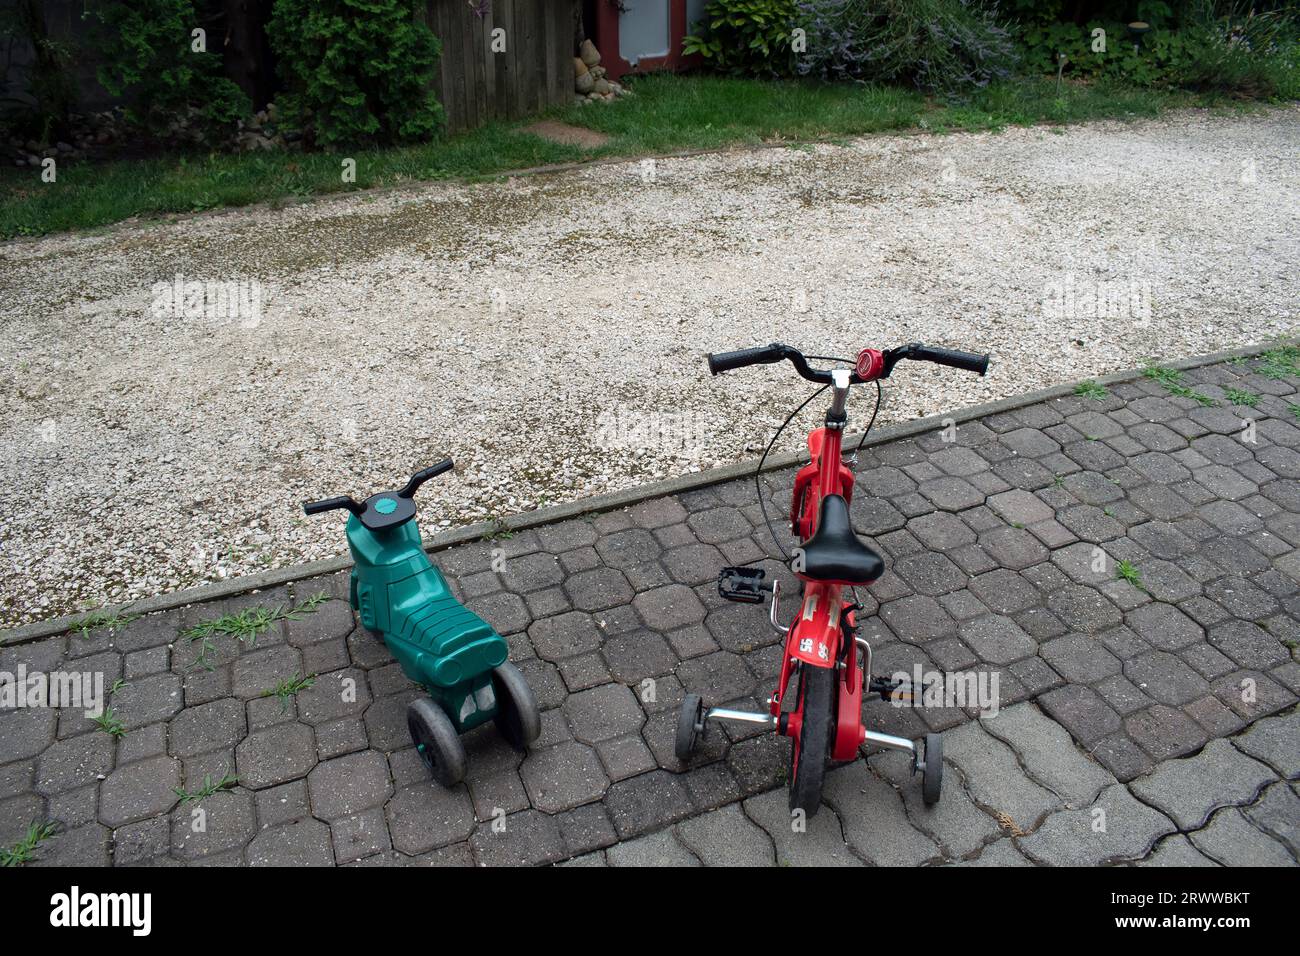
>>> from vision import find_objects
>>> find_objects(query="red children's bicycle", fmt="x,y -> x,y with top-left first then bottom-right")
675,342 -> 990,815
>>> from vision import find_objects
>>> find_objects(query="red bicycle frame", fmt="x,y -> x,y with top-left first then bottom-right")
770,353 -> 886,761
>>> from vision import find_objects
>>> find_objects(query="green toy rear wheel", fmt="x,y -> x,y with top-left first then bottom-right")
491,662 -> 541,751
407,697 -> 467,786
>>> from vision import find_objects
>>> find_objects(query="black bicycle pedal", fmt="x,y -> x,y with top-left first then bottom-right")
717,567 -> 769,604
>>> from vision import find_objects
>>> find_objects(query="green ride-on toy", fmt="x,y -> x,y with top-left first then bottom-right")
303,459 -> 540,785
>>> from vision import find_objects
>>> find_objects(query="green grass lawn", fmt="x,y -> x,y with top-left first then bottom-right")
0,74 -> 1258,241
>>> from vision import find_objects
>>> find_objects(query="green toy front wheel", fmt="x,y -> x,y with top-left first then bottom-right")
491,662 -> 541,751
408,697 -> 467,786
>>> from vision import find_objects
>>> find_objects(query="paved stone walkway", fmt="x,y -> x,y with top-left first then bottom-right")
2,355 -> 1297,866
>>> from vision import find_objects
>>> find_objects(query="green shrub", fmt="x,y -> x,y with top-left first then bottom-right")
683,0 -> 801,78
795,0 -> 1017,95
88,0 -> 251,145
1012,0 -> 1298,98
1175,2 -> 1299,98
266,0 -> 444,147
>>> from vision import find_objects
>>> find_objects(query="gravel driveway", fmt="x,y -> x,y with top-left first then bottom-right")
1,107 -> 1296,625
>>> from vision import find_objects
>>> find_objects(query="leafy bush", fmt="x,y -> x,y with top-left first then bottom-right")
266,0 -> 444,147
1012,0 -> 1298,98
1175,2 -> 1299,98
795,0 -> 1017,94
89,0 -> 251,145
683,0 -> 801,78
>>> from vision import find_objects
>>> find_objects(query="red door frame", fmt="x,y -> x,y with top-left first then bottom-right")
593,0 -> 703,82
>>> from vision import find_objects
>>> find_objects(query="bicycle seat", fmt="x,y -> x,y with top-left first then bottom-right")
796,494 -> 884,585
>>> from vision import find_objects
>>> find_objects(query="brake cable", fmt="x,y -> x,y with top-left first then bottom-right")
753,383 -> 828,562
748,353 -> 882,564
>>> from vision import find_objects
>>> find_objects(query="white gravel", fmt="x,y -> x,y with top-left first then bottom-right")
1,107 -> 1297,626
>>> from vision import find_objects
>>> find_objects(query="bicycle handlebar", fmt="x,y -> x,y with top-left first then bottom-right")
707,343 -> 851,384
890,343 -> 990,377
706,342 -> 989,382
707,345 -> 789,376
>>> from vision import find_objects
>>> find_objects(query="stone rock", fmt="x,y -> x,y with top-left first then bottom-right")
573,56 -> 588,77
579,39 -> 601,67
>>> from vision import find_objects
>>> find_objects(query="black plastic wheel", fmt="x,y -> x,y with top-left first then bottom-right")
491,662 -> 541,751
922,732 -> 943,806
407,697 -> 467,786
789,665 -> 835,817
675,693 -> 705,762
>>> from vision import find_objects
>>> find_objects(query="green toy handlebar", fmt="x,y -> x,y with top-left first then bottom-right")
302,459 -> 456,518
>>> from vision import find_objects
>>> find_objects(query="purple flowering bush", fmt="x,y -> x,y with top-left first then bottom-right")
794,0 -> 1017,95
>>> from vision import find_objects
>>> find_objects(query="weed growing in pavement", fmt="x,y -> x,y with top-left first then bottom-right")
183,591 -> 329,669
92,707 -> 126,738
1116,560 -> 1144,591
1256,345 -> 1300,380
69,609 -> 141,639
1224,388 -> 1259,408
484,517 -> 515,540
1141,361 -> 1218,407
174,774 -> 239,804
0,821 -> 60,866
1074,380 -> 1108,400
263,672 -> 316,712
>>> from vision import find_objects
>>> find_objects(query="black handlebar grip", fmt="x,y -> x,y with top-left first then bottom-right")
303,496 -> 356,516
411,459 -> 455,485
398,458 -> 455,499
913,345 -> 990,376
707,344 -> 785,376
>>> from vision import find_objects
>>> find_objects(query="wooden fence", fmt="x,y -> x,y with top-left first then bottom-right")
424,0 -> 580,134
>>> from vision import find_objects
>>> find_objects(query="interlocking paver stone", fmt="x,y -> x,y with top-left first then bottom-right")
307,750 -> 392,821
675,803 -> 774,866
98,755 -> 180,827
823,766 -> 941,866
605,828 -> 699,866
470,806 -> 566,868
1129,738 -> 1276,829
960,615 -> 1036,665
171,788 -> 255,861
35,732 -> 115,795
247,817 -> 335,866
1189,807 -> 1296,867
1230,709 -> 1300,778
1135,834 -> 1218,867
1124,651 -> 1210,706
942,721 -> 1059,833
870,749 -> 1001,858
563,683 -> 645,743
169,697 -> 247,757
742,788 -> 861,866
386,783 -> 475,854
235,721 -> 316,789
979,704 -> 1114,807
1018,782 -> 1176,865
1244,782 -> 1299,855
519,741 -> 609,813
